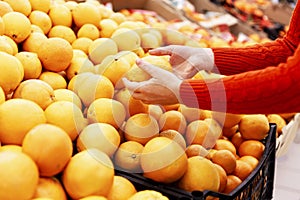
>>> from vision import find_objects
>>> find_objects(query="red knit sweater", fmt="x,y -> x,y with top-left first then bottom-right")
180,1 -> 300,114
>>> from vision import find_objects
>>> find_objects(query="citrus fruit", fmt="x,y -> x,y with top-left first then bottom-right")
53,88 -> 82,110
238,140 -> 265,160
158,110 -> 187,135
32,177 -> 67,200
239,114 -> 269,140
107,176 -> 137,200
15,51 -> 42,80
28,10 -> 52,34
211,149 -> 237,175
39,71 -> 68,90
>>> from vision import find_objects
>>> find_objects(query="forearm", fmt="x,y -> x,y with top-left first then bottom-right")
180,49 -> 300,114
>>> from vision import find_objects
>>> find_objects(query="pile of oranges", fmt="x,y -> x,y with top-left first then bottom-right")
0,0 -> 290,199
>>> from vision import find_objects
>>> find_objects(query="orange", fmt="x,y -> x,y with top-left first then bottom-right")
128,190 -> 169,200
2,11 -> 31,43
107,176 -> 137,200
211,149 -> 237,175
178,104 -> 206,123
0,144 -> 22,152
113,140 -> 144,173
239,155 -> 259,170
72,2 -> 101,28
31,24 -> 44,33
77,123 -> 121,158
65,57 -> 95,81
37,37 -> 73,72
12,79 -> 54,110
222,124 -> 238,138
0,150 -> 39,200
44,100 -> 86,141
178,156 -> 220,193
48,4 -> 72,27
48,25 -> 77,44
158,110 -> 187,135
231,132 -> 245,150
15,51 -> 42,80
159,129 -> 187,150
223,175 -> 242,194
79,196 -> 107,200
238,140 -> 265,160
62,149 -> 114,199
266,114 -> 286,135
72,37 -> 93,54
214,163 -> 227,193
0,36 -> 13,54
211,111 -> 243,128
99,18 -> 118,38
28,10 -> 52,34
3,0 -> 31,16
29,0 -> 51,13
53,88 -> 82,110
124,113 -> 159,145
87,98 -> 126,129
2,35 -> 18,55
0,99 -> 46,145
0,52 -> 24,95
239,114 -> 269,140
141,137 -> 188,184
232,160 -> 253,181
22,123 -> 73,177
76,74 -> 114,107
185,144 -> 209,158
148,104 -> 164,121
204,118 -> 223,146
77,23 -> 100,40
39,71 -> 67,90
22,32 -> 48,53
32,177 -> 67,200
0,1 -> 13,17
213,139 -> 237,155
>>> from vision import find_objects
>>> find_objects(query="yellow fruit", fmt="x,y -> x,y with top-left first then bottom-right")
185,144 -> 209,158
214,163 -> 228,193
129,190 -> 169,200
79,196 -> 107,200
148,104 -> 164,121
48,4 -> 72,27
211,149 -> 237,174
99,18 -> 118,38
114,50 -> 139,66
0,35 -> 13,54
0,52 -> 24,95
159,129 -> 187,150
213,139 -> 237,156
141,137 -> 188,183
77,23 -> 100,40
33,177 -> 67,200
3,0 -> 31,16
96,55 -> 131,87
239,114 -> 269,140
44,101 -> 86,141
0,150 -> 39,200
2,11 -> 31,43
28,10 -> 52,34
73,48 -> 88,58
164,29 -> 187,45
0,99 -> 46,145
62,149 -> 114,199
29,0 -> 51,13
158,110 -> 187,135
239,155 -> 259,170
109,12 -> 126,24
12,79 -> 55,110
72,2 -> 101,28
0,1 -> 13,17
53,88 -> 82,110
113,140 -> 144,172
185,120 -> 210,146
87,98 -> 126,129
178,104 -> 206,122
223,175 -> 242,194
222,124 -> 239,138
124,113 -> 159,145
72,37 -> 93,55
0,144 -> 22,152
15,51 -> 42,80
141,32 -> 160,49
88,37 -> 118,65
231,132 -> 244,150
76,74 -> 114,107
2,35 -> 17,55
267,114 -> 286,135
0,18 -> 4,35
232,160 -> 253,181
30,24 -> 44,33
48,25 -> 77,44
68,72 -> 93,93
178,156 -> 220,192
37,37 -> 73,72
39,71 -> 67,89
107,176 -> 137,200
0,86 -> 5,104
66,56 -> 95,81
22,32 -> 48,53
77,123 -> 121,158
212,111 -> 243,128
111,28 -> 141,51
63,1 -> 78,11
22,123 -> 73,176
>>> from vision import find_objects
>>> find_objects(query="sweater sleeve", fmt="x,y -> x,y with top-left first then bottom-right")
179,44 -> 300,114
210,1 -> 300,75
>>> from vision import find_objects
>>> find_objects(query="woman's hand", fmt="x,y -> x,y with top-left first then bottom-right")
122,59 -> 183,105
149,45 -> 215,79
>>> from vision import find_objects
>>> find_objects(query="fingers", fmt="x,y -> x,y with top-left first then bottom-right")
122,77 -> 141,92
148,45 -> 174,56
136,59 -> 169,79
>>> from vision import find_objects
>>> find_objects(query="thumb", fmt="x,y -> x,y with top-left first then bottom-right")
122,77 -> 142,92
136,59 -> 169,80
148,46 -> 174,56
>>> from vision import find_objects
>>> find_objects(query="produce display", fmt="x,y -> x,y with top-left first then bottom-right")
0,0 -> 295,199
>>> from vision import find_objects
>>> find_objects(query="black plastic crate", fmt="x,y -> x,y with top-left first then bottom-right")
115,123 -> 277,200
